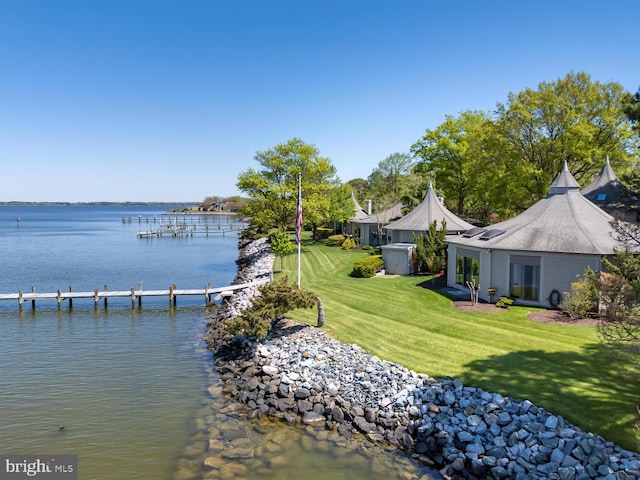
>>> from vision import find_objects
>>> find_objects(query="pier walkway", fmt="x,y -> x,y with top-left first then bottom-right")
121,213 -> 247,238
0,278 -> 271,310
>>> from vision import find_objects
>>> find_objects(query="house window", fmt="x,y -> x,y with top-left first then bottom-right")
509,256 -> 540,301
456,254 -> 479,286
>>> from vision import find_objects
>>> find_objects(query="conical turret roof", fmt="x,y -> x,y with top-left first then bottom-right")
384,183 -> 473,233
448,165 -> 618,254
349,192 -> 370,221
581,157 -> 638,207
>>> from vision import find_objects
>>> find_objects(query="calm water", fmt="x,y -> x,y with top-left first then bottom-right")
0,205 -> 437,480
0,205 -> 238,479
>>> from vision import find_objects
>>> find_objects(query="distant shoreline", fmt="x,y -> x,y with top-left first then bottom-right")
0,201 -> 199,206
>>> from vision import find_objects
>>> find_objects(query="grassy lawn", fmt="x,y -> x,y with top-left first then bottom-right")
275,237 -> 640,452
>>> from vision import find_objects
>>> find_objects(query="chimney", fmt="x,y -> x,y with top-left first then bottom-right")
365,199 -> 372,214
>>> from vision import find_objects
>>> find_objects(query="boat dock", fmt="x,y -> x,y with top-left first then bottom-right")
136,223 -> 243,238
126,215 -> 246,238
0,278 -> 270,310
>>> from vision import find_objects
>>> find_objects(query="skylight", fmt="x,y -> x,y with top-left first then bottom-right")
479,228 -> 506,240
462,227 -> 487,238
596,193 -> 606,201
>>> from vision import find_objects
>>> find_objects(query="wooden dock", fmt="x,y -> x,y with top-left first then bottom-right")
0,278 -> 271,310
136,223 -> 243,238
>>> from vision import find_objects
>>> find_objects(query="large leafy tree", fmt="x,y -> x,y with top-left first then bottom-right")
356,153 -> 426,214
496,72 -> 637,205
411,110 -> 497,218
368,152 -> 417,200
237,138 -> 345,236
623,87 -> 640,137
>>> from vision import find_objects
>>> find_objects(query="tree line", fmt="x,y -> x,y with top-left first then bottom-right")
237,72 -> 639,235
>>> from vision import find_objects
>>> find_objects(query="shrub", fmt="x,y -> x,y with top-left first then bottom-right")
351,255 -> 384,278
496,296 -> 514,309
561,267 -> 599,319
341,237 -> 357,250
224,277 -> 318,339
328,234 -> 346,246
315,227 -> 333,239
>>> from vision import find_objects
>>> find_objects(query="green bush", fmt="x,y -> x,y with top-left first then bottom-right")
315,227 -> 333,239
496,296 -> 514,309
341,237 -> 357,250
351,255 -> 384,278
561,267 -> 599,319
328,234 -> 346,246
224,277 -> 318,339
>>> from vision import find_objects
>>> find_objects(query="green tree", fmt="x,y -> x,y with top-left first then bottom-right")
269,230 -> 295,272
623,87 -> 640,137
495,72 -> 637,205
224,277 -> 319,339
237,138 -> 342,236
412,220 -> 447,273
411,110 -> 496,217
345,178 -> 369,208
368,153 -> 417,199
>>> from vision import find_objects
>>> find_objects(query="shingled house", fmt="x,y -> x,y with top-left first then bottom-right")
345,199 -> 405,247
580,157 -> 640,223
381,184 -> 474,275
383,183 -> 474,243
445,163 -> 620,308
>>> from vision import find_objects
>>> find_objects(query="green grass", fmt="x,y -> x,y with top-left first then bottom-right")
276,237 -> 640,452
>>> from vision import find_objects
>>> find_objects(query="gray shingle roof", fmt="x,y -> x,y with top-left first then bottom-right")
384,183 -> 474,233
447,163 -> 619,255
349,201 -> 404,225
349,192 -> 370,221
581,157 -> 639,208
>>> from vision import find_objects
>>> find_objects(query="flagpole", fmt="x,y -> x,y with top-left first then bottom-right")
297,173 -> 302,288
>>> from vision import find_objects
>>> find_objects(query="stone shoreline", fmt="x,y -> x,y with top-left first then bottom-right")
205,237 -> 640,479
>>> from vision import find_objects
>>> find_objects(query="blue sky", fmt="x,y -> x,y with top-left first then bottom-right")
1,0 -> 638,202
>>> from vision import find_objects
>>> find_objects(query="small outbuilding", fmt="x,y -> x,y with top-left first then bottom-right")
380,243 -> 416,275
446,163 -> 620,308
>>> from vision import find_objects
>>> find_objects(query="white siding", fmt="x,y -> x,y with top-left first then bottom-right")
446,244 -> 458,287
478,249 -> 493,302
381,244 -> 415,275
539,252 -> 602,307
489,251 -> 510,303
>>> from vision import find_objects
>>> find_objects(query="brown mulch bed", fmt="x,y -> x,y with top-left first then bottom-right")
525,309 -> 600,326
451,299 -> 600,326
452,300 -> 505,313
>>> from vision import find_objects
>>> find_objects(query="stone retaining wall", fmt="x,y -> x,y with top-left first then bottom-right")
205,237 -> 640,479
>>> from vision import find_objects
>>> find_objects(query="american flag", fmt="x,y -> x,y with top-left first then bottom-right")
295,179 -> 302,244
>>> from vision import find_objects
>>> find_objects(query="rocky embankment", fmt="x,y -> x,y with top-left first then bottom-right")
205,237 -> 640,479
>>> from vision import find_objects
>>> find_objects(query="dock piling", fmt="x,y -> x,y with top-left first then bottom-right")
0,279 -> 269,310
